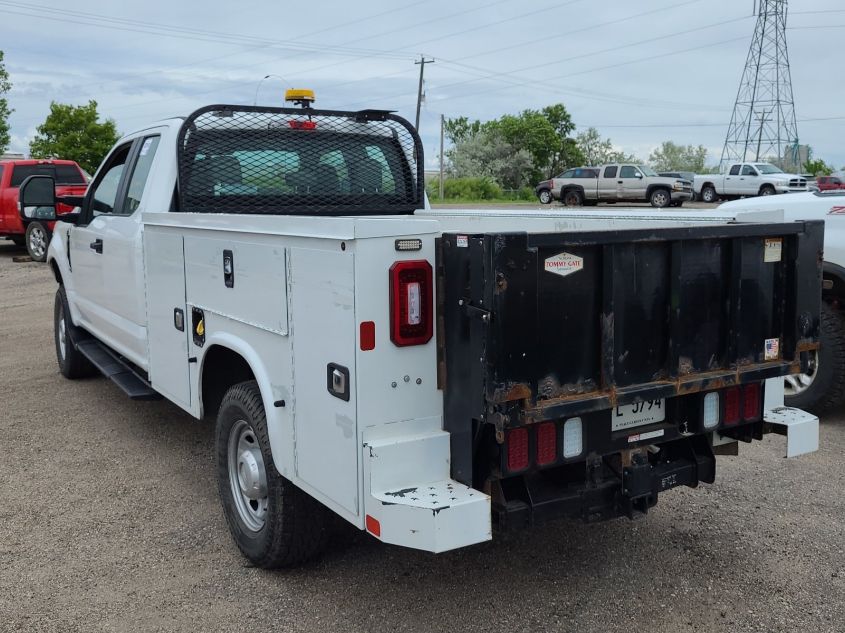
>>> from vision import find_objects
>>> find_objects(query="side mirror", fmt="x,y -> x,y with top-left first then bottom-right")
19,175 -> 57,221
636,174 -> 644,179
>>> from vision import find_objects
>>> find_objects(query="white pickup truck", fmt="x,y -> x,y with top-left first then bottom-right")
695,162 -> 808,203
719,191 -> 845,414
22,96 -> 822,568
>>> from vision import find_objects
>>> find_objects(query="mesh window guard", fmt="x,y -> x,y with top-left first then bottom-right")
177,104 -> 424,216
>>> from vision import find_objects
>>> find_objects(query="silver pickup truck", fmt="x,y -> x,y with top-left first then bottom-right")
536,164 -> 692,208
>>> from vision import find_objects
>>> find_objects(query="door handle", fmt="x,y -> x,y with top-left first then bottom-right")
617,181 -> 623,184
90,239 -> 103,254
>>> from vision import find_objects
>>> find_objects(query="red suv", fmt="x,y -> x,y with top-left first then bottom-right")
816,175 -> 845,191
0,159 -> 88,261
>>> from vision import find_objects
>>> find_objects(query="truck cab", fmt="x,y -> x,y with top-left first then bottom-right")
24,99 -> 823,568
695,163 -> 808,203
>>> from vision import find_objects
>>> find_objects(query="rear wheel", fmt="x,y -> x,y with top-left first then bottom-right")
562,189 -> 584,207
538,189 -> 552,205
54,286 -> 96,379
217,380 -> 329,568
701,186 -> 718,203
649,188 -> 671,208
784,303 -> 845,414
25,221 -> 50,262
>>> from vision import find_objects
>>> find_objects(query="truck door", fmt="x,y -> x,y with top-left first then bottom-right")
598,165 -> 618,199
723,164 -> 741,194
740,164 -> 759,195
618,165 -> 646,199
69,134 -> 161,366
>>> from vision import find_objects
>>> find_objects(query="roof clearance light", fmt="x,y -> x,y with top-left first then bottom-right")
288,120 -> 317,130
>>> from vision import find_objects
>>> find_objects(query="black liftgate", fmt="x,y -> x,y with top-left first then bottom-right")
441,221 -> 823,488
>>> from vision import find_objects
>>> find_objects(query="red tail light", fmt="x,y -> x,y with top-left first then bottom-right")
506,428 -> 529,472
389,260 -> 433,346
743,383 -> 761,421
724,387 -> 740,426
536,422 -> 557,466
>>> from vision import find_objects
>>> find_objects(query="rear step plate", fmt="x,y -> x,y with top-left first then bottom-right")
76,339 -> 161,401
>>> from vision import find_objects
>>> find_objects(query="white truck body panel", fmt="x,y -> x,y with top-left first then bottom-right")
694,162 -> 807,198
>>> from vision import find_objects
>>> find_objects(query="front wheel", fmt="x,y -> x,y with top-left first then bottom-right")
784,303 -> 845,414
650,188 -> 671,208
759,184 -> 776,196
217,380 -> 329,568
701,186 -> 718,203
538,189 -> 552,205
25,221 -> 50,262
54,286 -> 96,379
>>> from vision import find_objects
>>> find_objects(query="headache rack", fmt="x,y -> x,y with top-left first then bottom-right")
176,104 -> 424,216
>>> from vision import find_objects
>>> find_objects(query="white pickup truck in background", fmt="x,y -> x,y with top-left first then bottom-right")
21,95 -> 823,568
695,162 -> 808,203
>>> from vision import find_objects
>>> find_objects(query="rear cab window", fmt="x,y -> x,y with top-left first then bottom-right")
10,164 -> 86,187
729,165 -> 741,176
603,166 -> 618,179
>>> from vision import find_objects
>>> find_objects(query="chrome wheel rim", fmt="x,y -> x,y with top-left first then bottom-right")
784,350 -> 818,397
703,189 -> 715,202
28,225 -> 47,259
539,191 -> 551,204
228,420 -> 268,532
58,310 -> 67,361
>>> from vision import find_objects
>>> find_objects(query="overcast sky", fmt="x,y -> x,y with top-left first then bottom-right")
3,0 -> 845,170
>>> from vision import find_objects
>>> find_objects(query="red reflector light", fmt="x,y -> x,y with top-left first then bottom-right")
724,387 -> 740,425
536,422 -> 557,465
389,260 -> 433,347
360,321 -> 375,351
365,514 -> 381,537
289,120 -> 316,130
743,383 -> 760,421
506,428 -> 529,472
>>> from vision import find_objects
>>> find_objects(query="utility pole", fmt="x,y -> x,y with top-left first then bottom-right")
439,114 -> 445,200
414,56 -> 435,131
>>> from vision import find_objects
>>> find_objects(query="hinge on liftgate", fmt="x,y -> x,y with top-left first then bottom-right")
459,298 -> 491,324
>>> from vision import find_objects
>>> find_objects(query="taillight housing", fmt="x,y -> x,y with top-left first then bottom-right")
389,260 -> 433,346
742,383 -> 761,421
506,428 -> 530,472
723,387 -> 741,426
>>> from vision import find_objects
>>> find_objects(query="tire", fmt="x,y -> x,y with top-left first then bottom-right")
538,189 -> 552,205
759,184 -> 776,196
784,303 -> 845,414
216,380 -> 329,568
562,189 -> 584,207
54,286 -> 97,379
701,186 -> 718,204
649,188 -> 671,208
25,221 -> 50,262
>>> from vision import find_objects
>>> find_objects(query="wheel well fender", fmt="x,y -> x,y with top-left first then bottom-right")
646,185 -> 670,197
49,258 -> 62,284
560,184 -> 585,196
759,183 -> 776,193
700,181 -> 715,190
823,261 -> 845,308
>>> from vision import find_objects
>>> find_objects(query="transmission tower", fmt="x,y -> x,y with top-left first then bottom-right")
720,0 -> 799,171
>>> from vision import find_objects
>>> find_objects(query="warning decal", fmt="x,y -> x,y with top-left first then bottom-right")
764,238 -> 782,263
544,252 -> 584,277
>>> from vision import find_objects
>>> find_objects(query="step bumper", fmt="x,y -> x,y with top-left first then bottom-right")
764,406 -> 819,458
364,430 -> 491,553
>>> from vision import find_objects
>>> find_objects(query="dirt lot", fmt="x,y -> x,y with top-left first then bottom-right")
1,239 -> 843,633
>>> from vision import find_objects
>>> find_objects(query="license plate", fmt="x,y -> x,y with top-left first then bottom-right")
612,399 -> 665,432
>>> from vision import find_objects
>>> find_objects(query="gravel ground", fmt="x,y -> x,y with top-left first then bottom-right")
1,239 -> 843,633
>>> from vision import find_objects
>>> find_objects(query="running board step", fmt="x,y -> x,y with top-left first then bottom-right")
76,339 -> 161,401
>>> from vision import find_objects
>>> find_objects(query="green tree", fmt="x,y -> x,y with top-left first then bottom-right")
648,141 -> 708,172
0,50 -> 12,154
29,100 -> 119,173
448,126 -> 534,189
575,127 -> 639,166
803,158 -> 832,176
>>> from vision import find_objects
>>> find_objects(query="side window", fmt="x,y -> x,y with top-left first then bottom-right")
123,136 -> 160,214
318,149 -> 349,193
603,166 -> 618,179
729,165 -> 741,176
619,166 -> 639,178
559,169 -> 575,178
88,143 -> 132,217
741,165 -> 756,176
0,165 -> 4,183
360,145 -> 398,194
